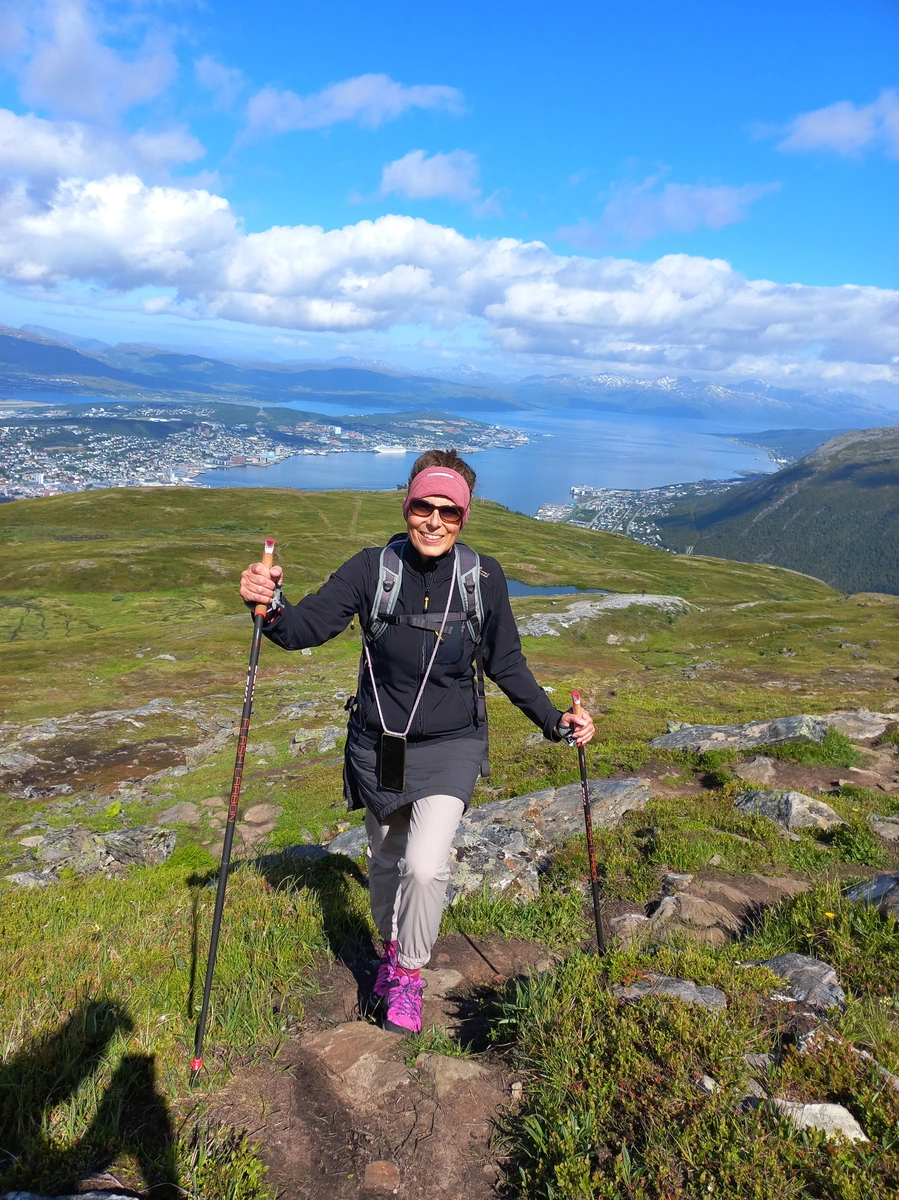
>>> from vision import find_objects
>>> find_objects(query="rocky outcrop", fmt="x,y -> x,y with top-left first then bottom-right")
650,709 -> 896,754
516,594 -> 694,637
734,788 -> 845,831
770,1100 -> 867,1142
732,756 -> 777,785
5,825 -> 176,887
326,778 -> 652,902
869,814 -> 899,841
760,953 -> 845,1010
612,973 -> 727,1010
650,714 -> 829,753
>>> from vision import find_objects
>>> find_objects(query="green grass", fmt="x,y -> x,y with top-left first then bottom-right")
2,487 -> 899,1195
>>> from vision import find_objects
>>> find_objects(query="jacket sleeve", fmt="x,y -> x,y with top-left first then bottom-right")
259,548 -> 373,651
479,558 -> 565,739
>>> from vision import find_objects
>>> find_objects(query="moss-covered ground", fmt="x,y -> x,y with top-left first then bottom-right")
1,487 -> 899,1197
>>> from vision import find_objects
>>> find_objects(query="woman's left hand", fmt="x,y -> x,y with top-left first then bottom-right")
558,707 -> 595,746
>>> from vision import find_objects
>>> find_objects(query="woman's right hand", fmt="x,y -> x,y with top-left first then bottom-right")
239,561 -> 284,608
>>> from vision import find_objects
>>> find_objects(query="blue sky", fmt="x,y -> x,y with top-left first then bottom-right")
0,0 -> 896,392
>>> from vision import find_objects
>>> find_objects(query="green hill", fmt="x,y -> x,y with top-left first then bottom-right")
658,426 -> 899,595
3,488 -> 899,1198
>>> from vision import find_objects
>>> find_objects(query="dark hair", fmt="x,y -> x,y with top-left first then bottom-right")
407,449 -> 476,494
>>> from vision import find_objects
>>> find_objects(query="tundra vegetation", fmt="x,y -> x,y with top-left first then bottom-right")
1,487 -> 898,1198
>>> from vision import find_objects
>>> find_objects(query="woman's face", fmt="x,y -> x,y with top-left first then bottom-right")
406,494 -> 464,558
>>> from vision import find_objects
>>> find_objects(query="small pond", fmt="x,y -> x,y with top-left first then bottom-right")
506,581 -> 611,597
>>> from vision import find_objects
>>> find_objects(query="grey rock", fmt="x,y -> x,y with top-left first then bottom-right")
735,788 -> 845,831
29,825 -> 176,878
823,708 -> 895,740
732,756 -> 778,785
303,1022 -> 407,1101
326,826 -> 368,859
278,700 -> 321,720
770,1100 -> 868,1142
243,803 -> 282,826
761,953 -> 845,1010
697,1074 -> 719,1095
318,725 -> 342,753
156,801 -> 200,825
517,593 -> 693,637
744,1051 -> 778,1072
184,725 -> 233,765
325,777 -> 651,903
847,872 -> 899,921
415,1052 -> 487,1100
3,871 -> 57,888
609,913 -> 650,946
869,814 -> 899,841
612,973 -> 727,1010
648,891 -> 744,948
0,750 -> 43,773
650,714 -> 829,753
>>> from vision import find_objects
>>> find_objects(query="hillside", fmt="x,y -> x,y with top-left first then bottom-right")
658,426 -> 899,595
2,489 -> 899,1198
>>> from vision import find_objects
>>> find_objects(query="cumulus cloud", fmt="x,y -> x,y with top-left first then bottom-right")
0,108 -> 204,180
194,55 -> 244,110
19,0 -> 176,120
0,172 -> 895,389
380,149 -> 480,202
773,89 -> 899,157
243,73 -> 464,140
560,177 -> 780,248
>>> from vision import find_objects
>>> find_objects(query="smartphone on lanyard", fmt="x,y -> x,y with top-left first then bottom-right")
379,732 -> 407,791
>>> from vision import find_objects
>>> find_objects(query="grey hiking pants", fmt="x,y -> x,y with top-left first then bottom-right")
364,794 -> 466,971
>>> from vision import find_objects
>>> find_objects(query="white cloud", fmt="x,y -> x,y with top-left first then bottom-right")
774,89 -> 899,157
243,73 -> 464,140
0,107 -> 204,179
380,149 -> 479,202
19,0 -> 176,120
560,177 -> 780,247
194,55 -> 243,110
0,172 -> 896,390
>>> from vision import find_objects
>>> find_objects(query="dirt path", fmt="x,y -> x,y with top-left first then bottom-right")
213,934 -> 552,1198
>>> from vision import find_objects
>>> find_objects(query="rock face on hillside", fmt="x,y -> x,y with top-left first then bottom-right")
326,778 -> 652,901
650,709 -> 894,753
517,594 -> 694,637
5,825 -> 175,887
735,788 -> 845,831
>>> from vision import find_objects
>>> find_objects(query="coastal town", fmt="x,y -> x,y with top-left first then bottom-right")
535,478 -> 753,548
0,402 -> 528,499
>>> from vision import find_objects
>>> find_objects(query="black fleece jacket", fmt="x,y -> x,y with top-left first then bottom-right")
261,538 -> 564,742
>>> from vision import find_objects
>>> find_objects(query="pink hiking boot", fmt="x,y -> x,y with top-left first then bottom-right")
383,970 -> 427,1034
371,940 -> 398,1004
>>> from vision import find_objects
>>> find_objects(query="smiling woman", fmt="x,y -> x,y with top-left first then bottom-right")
237,446 -> 595,1035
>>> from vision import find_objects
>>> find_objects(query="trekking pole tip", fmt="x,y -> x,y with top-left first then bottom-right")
188,1056 -> 203,1086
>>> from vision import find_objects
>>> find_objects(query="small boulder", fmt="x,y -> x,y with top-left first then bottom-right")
869,814 -> 899,841
770,1100 -> 868,1142
243,803 -> 282,826
303,1022 -> 407,1101
733,756 -> 778,785
612,972 -> 727,1010
362,1161 -> 401,1193
156,801 -> 200,825
318,725 -> 342,753
609,913 -> 650,946
415,1052 -> 487,1099
650,715 -> 828,753
761,953 -> 845,1010
648,892 -> 744,948
734,788 -> 845,831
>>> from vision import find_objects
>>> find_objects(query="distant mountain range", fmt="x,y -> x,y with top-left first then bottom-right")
2,324 -> 894,428
657,426 -> 899,595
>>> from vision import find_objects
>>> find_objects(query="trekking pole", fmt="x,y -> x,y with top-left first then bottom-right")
190,537 -> 275,1086
571,689 -> 606,953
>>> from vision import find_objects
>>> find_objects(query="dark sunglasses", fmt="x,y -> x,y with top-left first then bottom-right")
409,497 -> 464,525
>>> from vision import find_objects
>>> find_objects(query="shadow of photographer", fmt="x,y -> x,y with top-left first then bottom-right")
0,999 -> 180,1198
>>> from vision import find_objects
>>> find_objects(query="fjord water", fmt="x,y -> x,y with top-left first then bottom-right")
202,410 -> 775,515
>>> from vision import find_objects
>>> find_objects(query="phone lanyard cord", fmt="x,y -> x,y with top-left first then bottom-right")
362,549 -> 456,739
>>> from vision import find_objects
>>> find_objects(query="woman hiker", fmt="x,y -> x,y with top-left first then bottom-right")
239,450 -> 595,1035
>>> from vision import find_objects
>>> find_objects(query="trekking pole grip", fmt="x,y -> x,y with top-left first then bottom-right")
254,538 -> 276,617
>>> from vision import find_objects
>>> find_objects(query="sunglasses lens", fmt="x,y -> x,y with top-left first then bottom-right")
409,498 -> 463,524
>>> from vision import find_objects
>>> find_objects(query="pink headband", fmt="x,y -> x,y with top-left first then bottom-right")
403,467 -> 471,527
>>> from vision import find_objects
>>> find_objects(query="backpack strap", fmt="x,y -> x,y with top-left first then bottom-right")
455,542 -> 490,779
366,532 -> 407,642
